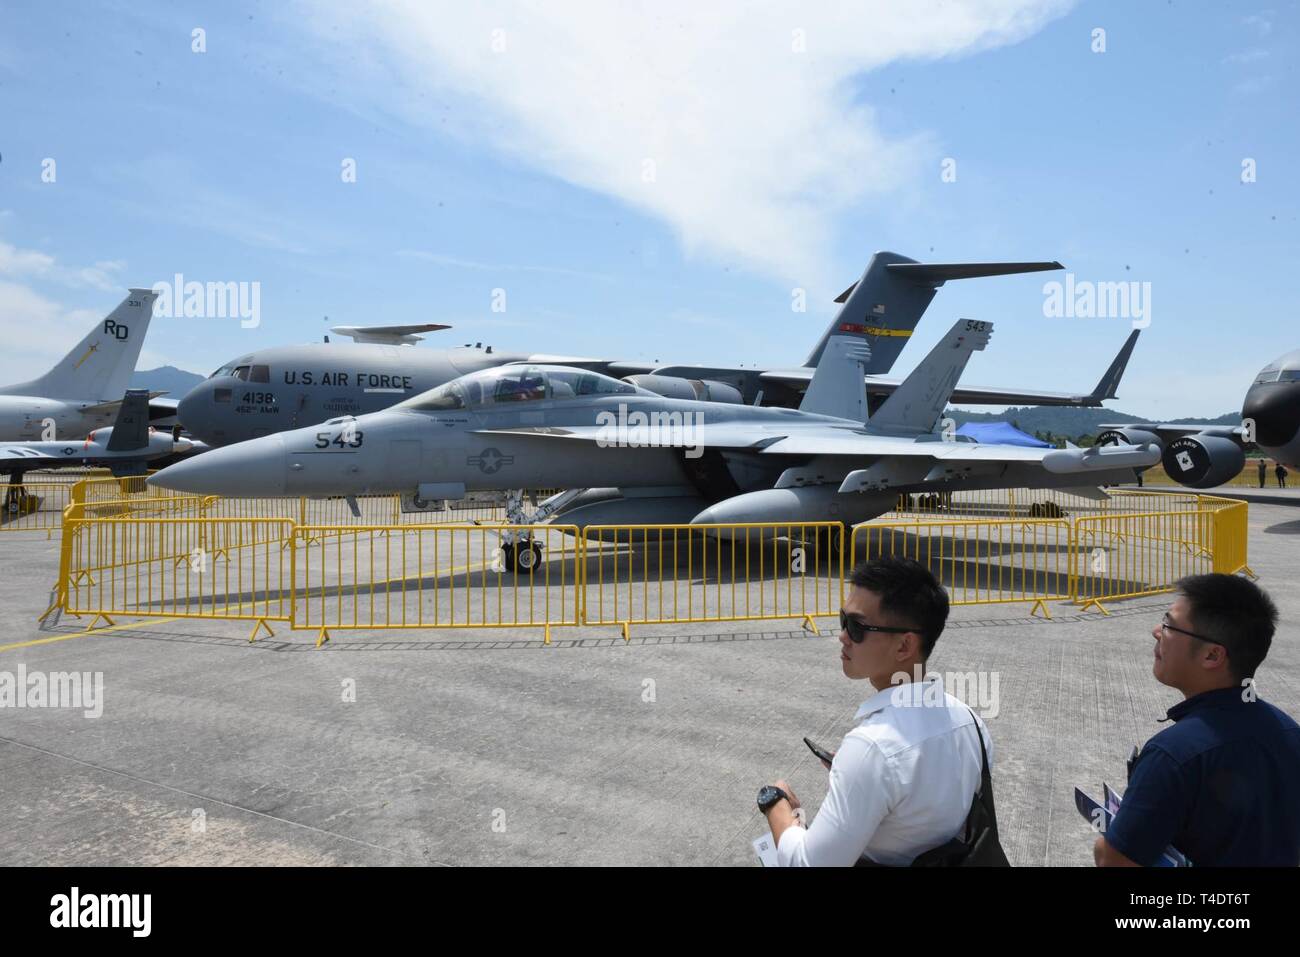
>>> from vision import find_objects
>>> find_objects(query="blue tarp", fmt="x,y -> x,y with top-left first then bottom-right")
955,421 -> 1051,448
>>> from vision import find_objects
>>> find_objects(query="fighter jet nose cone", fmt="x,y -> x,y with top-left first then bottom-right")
149,436 -> 287,496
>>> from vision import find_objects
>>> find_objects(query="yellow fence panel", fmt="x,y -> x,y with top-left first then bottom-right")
579,523 -> 844,637
852,518 -> 1072,617
60,517 -> 296,633
292,523 -> 580,645
1210,500 -> 1250,575
1,481 -> 76,534
1072,509 -> 1219,612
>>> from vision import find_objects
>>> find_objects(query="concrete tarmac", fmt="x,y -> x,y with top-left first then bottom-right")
1,502 -> 1296,866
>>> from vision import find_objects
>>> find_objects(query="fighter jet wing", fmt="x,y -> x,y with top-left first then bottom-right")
758,432 -> 1158,492
0,445 -> 64,468
472,422 -> 801,450
755,433 -> 1042,458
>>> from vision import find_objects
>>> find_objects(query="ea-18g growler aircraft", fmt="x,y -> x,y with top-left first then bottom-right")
151,316 -> 1158,569
0,289 -> 163,441
176,252 -> 1138,447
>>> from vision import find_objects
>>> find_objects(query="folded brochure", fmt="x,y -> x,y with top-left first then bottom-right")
1074,783 -> 1190,867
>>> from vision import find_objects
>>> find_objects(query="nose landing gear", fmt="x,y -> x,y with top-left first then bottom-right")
3,475 -> 37,521
493,488 -> 586,574
501,538 -> 544,573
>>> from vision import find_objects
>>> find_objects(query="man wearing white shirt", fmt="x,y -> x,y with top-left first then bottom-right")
757,557 -> 993,866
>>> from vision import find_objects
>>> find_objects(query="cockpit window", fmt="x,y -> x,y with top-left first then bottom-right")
209,364 -> 236,379
493,369 -> 547,403
232,366 -> 251,381
397,366 -> 641,412
249,364 -> 270,383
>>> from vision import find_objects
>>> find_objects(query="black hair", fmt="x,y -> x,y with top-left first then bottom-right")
1174,574 -> 1278,681
849,557 -> 949,659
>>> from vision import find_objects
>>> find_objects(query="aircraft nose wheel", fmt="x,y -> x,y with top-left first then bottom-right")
502,539 -> 544,573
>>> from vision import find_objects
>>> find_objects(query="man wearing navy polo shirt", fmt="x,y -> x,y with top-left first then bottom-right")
1095,574 -> 1300,867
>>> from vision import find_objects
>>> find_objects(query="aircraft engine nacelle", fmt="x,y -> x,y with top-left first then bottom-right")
1160,434 -> 1246,489
623,375 -> 743,404
1095,428 -> 1164,452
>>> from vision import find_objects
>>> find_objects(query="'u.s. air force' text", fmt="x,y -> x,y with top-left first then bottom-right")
282,371 -> 413,389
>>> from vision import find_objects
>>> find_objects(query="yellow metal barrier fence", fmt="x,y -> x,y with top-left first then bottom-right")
850,518 -> 1072,618
39,492 -> 1251,640
292,523 -> 581,646
1074,510 -> 1214,613
59,516 -> 296,634
1,481 -> 76,535
1211,500 -> 1251,575
579,523 -> 844,638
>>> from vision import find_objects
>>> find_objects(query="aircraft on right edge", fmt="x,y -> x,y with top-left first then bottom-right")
1095,349 -> 1300,488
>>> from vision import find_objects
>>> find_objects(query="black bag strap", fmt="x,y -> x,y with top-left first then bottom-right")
965,707 -> 998,834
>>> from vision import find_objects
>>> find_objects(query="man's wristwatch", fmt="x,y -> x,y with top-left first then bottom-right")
757,785 -> 789,813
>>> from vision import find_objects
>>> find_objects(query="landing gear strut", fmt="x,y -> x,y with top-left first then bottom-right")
495,488 -> 588,574
3,474 -> 36,520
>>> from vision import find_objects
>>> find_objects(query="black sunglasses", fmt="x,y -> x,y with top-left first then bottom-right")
839,610 -> 918,644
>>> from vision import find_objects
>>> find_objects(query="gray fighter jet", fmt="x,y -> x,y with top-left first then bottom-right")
1094,348 -> 1300,487
175,252 -> 1138,447
3,389 -> 204,517
150,316 -> 1157,568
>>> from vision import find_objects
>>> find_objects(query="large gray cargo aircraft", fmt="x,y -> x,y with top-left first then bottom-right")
151,316 -> 1157,569
1095,348 -> 1300,487
177,252 -> 1138,447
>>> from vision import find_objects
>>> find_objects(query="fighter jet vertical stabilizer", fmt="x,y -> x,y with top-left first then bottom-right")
104,390 -> 151,452
866,319 -> 992,435
798,336 -> 871,422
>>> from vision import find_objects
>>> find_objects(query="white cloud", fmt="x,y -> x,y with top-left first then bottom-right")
0,280 -> 102,384
1223,48 -> 1270,64
1243,13 -> 1274,37
0,238 -> 135,383
396,249 -> 613,282
0,238 -> 125,292
299,1 -> 1073,287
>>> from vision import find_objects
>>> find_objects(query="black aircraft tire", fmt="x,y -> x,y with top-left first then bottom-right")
503,541 -> 544,574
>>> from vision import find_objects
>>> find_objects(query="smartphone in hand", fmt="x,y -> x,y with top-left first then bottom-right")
804,737 -> 835,768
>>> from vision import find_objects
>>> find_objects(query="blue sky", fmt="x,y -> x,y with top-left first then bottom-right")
0,0 -> 1295,418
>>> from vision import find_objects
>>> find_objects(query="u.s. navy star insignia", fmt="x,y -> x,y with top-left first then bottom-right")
469,447 -> 513,474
